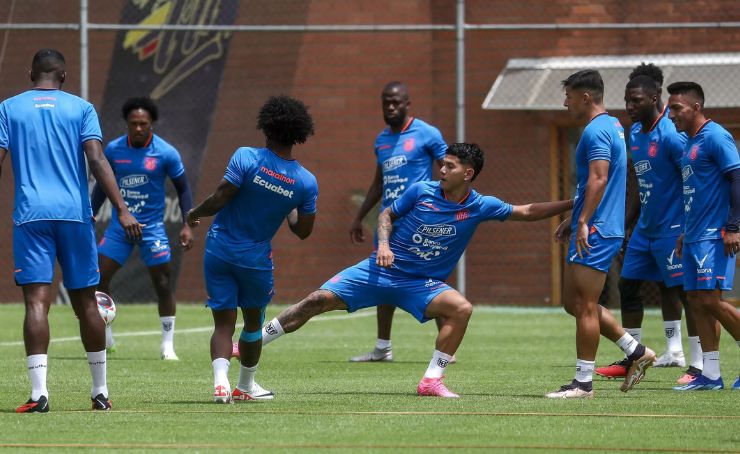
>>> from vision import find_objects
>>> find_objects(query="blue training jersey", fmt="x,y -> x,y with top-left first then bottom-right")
571,113 -> 627,238
373,181 -> 512,281
206,147 -> 318,270
104,133 -> 185,228
0,89 -> 101,224
681,120 -> 740,243
375,117 -> 447,210
630,113 -> 686,238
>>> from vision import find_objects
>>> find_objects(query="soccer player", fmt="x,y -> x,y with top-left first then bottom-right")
667,82 -> 740,391
261,143 -> 574,397
348,81 -> 447,363
91,97 -> 194,360
0,49 -> 142,412
187,95 -> 318,403
549,69 -> 656,399
596,69 -> 702,385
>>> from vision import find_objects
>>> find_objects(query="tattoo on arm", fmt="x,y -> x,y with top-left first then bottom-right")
378,208 -> 393,244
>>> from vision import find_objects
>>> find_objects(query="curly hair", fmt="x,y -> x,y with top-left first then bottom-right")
122,97 -> 159,122
447,143 -> 485,181
629,63 -> 664,86
257,96 -> 315,146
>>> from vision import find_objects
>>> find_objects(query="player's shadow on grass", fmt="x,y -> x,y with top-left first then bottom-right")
51,356 -> 161,361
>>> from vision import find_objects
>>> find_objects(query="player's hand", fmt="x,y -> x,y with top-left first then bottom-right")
575,222 -> 591,258
376,243 -> 394,268
675,233 -> 684,259
187,209 -> 200,228
554,219 -> 572,243
723,231 -> 740,256
179,224 -> 195,251
118,211 -> 143,241
349,219 -> 365,244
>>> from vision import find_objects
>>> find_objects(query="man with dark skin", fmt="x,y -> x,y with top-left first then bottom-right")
188,95 -> 318,402
0,49 -> 142,412
92,97 -> 194,360
349,82 -> 448,362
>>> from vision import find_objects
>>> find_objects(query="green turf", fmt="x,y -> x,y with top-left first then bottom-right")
0,303 -> 738,453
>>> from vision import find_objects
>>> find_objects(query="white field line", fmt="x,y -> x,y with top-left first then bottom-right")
0,310 -> 375,347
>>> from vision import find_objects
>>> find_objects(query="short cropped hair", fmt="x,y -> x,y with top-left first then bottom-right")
447,143 -> 484,181
31,49 -> 65,81
629,63 -> 664,86
562,69 -> 604,102
666,81 -> 705,108
122,97 -> 159,122
257,96 -> 315,146
626,75 -> 659,97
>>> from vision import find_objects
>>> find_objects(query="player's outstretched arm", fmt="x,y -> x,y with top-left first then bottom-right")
186,179 -> 239,228
508,199 -> 574,222
287,209 -> 315,240
85,139 -> 143,240
376,207 -> 397,267
350,165 -> 383,244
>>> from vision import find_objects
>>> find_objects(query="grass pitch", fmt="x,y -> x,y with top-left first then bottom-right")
0,303 -> 738,453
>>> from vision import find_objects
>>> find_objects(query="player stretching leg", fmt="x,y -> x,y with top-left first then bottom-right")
262,143 -> 573,397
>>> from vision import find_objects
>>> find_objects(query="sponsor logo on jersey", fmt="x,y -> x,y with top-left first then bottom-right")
382,155 -> 407,172
120,174 -> 149,188
417,224 -> 456,237
253,175 -> 294,198
634,160 -> 651,176
260,166 -> 296,185
681,165 -> 693,182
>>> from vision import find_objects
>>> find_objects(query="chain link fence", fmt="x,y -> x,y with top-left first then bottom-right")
0,0 -> 739,307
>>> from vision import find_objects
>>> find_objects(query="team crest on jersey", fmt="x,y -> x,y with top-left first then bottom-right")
403,138 -> 415,152
144,157 -> 158,171
648,141 -> 658,158
455,210 -> 469,221
689,145 -> 699,161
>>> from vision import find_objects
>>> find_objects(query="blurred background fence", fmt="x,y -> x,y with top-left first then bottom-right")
0,0 -> 739,307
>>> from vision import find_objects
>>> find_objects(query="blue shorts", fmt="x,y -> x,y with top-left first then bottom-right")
621,231 -> 683,287
98,224 -> 171,267
14,220 -> 99,290
204,251 -> 275,310
682,239 -> 736,291
567,229 -> 622,273
320,258 -> 451,323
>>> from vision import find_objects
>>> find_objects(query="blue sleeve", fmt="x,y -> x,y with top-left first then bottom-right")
584,125 -> 612,162
0,103 -> 8,149
81,103 -> 103,143
298,174 -> 318,214
390,181 -> 425,218
172,173 -> 193,223
711,130 -> 740,173
667,131 -> 687,171
166,147 -> 186,179
425,125 -> 447,161
223,148 -> 250,187
480,195 -> 513,221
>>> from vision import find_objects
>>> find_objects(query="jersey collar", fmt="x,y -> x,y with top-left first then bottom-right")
127,132 -> 153,148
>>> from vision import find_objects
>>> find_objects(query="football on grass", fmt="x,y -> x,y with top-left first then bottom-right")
96,291 -> 116,326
